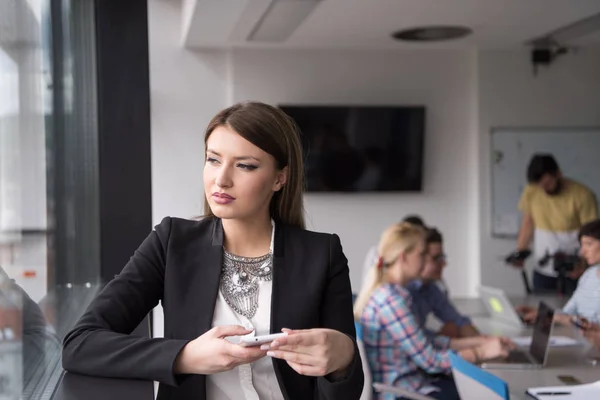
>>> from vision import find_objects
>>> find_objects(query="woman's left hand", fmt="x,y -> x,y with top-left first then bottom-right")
583,328 -> 600,349
263,328 -> 354,378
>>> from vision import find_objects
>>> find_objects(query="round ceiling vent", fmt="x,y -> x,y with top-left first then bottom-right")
392,26 -> 473,42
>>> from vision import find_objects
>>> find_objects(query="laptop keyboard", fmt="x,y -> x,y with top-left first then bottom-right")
506,350 -> 533,364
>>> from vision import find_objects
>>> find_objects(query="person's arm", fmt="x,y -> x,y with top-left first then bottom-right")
561,295 -> 577,316
561,269 -> 588,316
516,186 -> 535,252
427,284 -> 476,334
583,329 -> 600,349
438,323 -> 460,338
553,313 -> 573,326
449,336 -> 487,351
62,217 -> 190,386
459,325 -> 480,338
316,234 -> 364,399
517,213 -> 534,252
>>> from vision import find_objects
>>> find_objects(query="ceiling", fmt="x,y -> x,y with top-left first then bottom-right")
183,0 -> 600,50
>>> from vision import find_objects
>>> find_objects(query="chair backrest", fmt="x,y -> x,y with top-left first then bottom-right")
449,352 -> 510,400
356,322 -> 438,400
355,322 -> 373,400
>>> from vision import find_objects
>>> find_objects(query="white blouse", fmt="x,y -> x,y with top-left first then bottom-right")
206,221 -> 285,400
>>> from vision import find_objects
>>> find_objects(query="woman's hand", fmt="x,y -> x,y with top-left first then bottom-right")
583,328 -> 600,349
586,322 -> 600,332
263,328 -> 354,378
516,305 -> 537,323
438,322 -> 460,338
449,335 -> 492,350
476,336 -> 515,360
552,313 -> 575,326
174,326 -> 268,375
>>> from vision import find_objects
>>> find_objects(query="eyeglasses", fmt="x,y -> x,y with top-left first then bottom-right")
431,253 -> 447,263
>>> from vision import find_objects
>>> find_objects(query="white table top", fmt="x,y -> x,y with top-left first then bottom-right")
450,296 -> 599,400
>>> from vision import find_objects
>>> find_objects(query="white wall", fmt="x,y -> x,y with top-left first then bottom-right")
231,49 -> 480,295
149,0 -> 229,225
478,49 -> 600,294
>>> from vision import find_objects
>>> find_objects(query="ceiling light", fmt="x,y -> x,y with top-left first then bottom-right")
392,26 -> 473,42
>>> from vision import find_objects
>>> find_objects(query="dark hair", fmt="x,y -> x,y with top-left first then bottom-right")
402,215 -> 425,227
527,154 -> 559,183
579,219 -> 600,242
203,102 -> 305,228
426,227 -> 443,245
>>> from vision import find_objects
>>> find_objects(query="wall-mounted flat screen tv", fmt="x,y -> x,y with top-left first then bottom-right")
279,105 -> 426,192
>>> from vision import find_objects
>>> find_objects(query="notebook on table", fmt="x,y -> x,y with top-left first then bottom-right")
526,380 -> 600,399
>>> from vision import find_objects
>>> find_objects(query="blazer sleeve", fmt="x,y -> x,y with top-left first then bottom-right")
317,234 -> 364,400
62,217 -> 190,386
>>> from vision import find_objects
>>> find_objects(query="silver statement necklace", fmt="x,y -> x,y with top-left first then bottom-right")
219,221 -> 275,320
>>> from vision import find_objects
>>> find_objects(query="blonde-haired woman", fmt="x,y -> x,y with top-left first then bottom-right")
355,223 -> 513,400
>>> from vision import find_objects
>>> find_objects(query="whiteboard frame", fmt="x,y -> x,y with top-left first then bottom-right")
489,126 -> 600,239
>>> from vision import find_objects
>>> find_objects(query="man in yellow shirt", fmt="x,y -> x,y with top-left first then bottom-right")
509,154 -> 598,294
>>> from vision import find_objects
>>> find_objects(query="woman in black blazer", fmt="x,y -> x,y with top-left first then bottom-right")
62,102 -> 363,400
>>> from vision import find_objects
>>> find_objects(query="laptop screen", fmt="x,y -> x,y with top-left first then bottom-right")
479,286 -> 521,325
529,301 -> 554,363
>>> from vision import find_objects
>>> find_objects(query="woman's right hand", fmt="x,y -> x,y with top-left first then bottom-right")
476,337 -> 514,360
554,313 -> 576,326
515,305 -> 537,323
174,326 -> 267,375
583,328 -> 600,349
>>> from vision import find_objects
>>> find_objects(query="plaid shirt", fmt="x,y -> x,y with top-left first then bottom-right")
360,283 -> 453,399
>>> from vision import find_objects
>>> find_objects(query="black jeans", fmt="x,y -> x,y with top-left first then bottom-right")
398,376 -> 460,400
533,270 -> 577,296
428,376 -> 461,400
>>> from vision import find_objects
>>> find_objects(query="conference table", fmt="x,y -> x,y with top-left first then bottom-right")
453,295 -> 600,400
53,295 -> 599,400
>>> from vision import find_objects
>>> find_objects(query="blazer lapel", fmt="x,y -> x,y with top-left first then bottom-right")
269,222 -> 293,400
188,218 -> 223,338
270,222 -> 294,334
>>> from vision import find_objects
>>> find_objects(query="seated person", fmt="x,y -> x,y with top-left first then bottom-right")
361,214 -> 426,285
408,227 -> 479,338
355,222 -> 513,400
517,219 -> 600,325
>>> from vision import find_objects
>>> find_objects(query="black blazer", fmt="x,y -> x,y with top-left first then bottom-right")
62,216 -> 364,400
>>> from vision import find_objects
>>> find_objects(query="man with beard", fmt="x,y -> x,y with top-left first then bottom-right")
508,154 -> 598,293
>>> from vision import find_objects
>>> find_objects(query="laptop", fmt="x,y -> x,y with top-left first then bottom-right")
478,285 -> 526,328
481,301 -> 555,369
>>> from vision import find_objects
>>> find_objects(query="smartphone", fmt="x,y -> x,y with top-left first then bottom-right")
557,375 -> 581,385
238,332 -> 287,347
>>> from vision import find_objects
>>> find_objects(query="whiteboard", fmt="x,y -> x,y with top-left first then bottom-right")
491,128 -> 600,237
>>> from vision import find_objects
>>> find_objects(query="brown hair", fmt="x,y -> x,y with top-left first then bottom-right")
580,219 -> 600,242
353,222 -> 426,320
426,227 -> 443,245
203,102 -> 305,228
